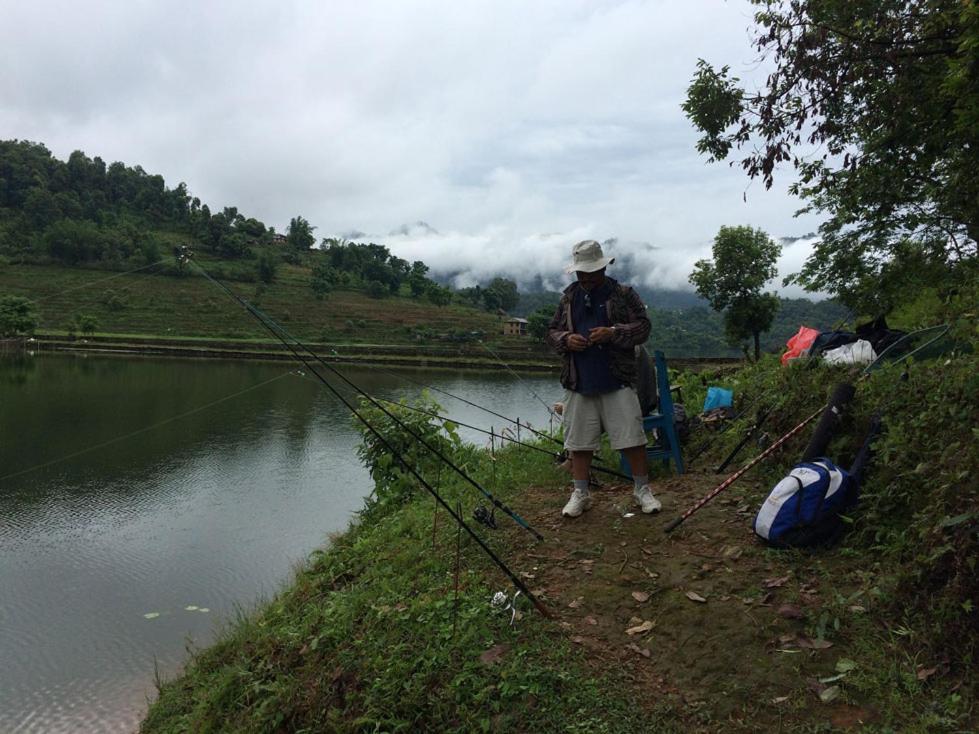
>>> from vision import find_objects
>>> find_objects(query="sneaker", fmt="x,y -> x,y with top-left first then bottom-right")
562,489 -> 593,518
633,485 -> 662,514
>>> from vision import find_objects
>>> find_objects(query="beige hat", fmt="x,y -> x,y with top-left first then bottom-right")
564,240 -> 615,274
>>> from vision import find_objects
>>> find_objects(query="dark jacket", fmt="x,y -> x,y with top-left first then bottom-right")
546,277 -> 651,391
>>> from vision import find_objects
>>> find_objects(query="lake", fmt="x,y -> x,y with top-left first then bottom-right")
0,352 -> 559,733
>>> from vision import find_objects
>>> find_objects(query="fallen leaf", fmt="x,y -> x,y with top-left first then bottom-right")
848,605 -> 866,614
819,686 -> 841,703
759,592 -> 775,605
835,658 -> 858,673
685,591 -> 708,603
771,696 -> 790,704
479,643 -> 510,665
778,604 -> 806,620
519,572 -> 536,579
797,635 -> 833,650
719,595 -> 731,601
819,673 -> 847,684
763,575 -> 791,589
916,667 -> 937,681
625,620 -> 655,636
628,616 -> 644,626
632,591 -> 650,603
568,597 -> 584,609
723,546 -> 744,560
572,636 -> 585,645
584,616 -> 598,626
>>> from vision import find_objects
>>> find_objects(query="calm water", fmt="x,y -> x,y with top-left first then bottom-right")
0,352 -> 558,733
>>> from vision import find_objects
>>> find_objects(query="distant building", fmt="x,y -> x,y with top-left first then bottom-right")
270,233 -> 288,246
502,317 -> 528,336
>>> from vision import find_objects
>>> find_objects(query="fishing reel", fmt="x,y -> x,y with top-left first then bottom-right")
490,590 -> 522,626
473,504 -> 497,529
173,245 -> 194,266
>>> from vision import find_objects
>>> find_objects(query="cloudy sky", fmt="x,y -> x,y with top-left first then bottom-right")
1,0 -> 822,294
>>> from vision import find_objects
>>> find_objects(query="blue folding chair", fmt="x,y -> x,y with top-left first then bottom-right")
620,350 -> 684,476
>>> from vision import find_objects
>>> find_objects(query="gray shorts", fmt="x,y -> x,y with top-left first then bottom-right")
563,386 -> 647,452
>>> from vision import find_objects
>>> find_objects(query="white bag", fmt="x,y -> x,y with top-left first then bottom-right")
822,339 -> 876,365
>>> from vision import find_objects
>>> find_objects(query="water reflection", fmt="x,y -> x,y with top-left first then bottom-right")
0,353 -> 559,733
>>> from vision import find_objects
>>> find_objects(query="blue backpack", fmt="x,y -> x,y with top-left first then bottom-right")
753,459 -> 857,548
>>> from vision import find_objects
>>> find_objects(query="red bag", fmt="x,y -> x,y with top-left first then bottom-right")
781,326 -> 820,366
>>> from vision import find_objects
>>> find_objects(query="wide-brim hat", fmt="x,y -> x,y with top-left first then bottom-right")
564,239 -> 615,274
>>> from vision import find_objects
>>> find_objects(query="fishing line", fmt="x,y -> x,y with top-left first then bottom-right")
248,304 -> 545,542
290,363 -> 633,482
477,339 -> 558,418
1,370 -> 297,482
191,262 -> 552,616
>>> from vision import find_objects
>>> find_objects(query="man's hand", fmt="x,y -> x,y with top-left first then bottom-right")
566,334 -> 590,351
588,326 -> 615,344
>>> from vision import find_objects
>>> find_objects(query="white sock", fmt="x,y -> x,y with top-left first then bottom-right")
573,479 -> 590,494
633,474 -> 648,492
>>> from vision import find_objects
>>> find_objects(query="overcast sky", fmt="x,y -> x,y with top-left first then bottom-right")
1,0 -> 822,295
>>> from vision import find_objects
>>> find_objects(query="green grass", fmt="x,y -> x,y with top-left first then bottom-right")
141,427 -> 653,733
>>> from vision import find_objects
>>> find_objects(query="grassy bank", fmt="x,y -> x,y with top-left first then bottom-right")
142,329 -> 977,732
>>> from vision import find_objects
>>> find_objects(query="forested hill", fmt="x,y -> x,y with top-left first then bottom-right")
1,139 -> 843,356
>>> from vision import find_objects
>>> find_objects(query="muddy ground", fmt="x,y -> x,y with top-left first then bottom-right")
506,473 -> 884,732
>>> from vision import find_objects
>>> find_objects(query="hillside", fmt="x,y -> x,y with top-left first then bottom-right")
0,260 -> 517,348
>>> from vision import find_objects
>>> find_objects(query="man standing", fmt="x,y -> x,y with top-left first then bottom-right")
546,240 -> 660,517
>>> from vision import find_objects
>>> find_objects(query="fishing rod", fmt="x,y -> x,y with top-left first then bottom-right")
192,262 -> 552,616
191,260 -> 545,543
366,394 -> 633,482
664,323 -> 951,533
477,339 -> 558,418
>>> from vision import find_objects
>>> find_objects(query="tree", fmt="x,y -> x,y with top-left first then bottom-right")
0,295 -> 39,337
287,216 -> 316,251
310,260 -> 338,300
483,277 -> 519,312
75,313 -> 100,338
256,250 -> 277,284
407,261 -> 430,298
527,304 -> 556,341
689,226 -> 781,360
682,0 -> 978,307
427,283 -> 452,307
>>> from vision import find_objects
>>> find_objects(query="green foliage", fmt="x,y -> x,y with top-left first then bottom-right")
354,394 -> 462,520
365,279 -> 388,299
255,250 -> 277,284
682,1 -> 978,303
0,294 -> 39,336
75,313 -> 99,336
483,277 -> 519,312
286,215 -> 315,251
690,225 -> 782,359
427,283 -> 453,307
527,304 -> 555,341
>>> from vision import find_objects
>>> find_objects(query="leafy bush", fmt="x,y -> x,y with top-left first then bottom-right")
0,294 -> 39,337
354,395 -> 461,520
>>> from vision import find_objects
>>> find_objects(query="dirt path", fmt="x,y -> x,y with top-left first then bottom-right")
507,473 -> 878,732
